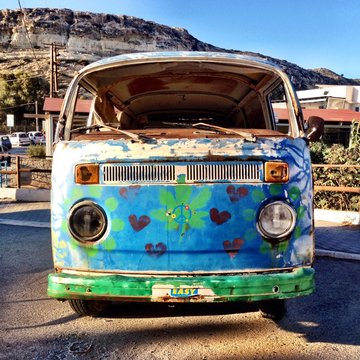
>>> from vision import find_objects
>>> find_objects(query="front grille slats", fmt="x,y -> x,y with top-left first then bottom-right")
102,162 -> 263,184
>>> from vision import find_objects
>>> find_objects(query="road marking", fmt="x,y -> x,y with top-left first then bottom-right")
0,218 -> 50,228
316,249 -> 360,261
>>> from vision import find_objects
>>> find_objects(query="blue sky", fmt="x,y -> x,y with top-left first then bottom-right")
4,0 -> 359,78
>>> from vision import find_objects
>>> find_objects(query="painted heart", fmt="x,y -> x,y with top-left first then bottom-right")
223,238 -> 244,259
119,188 -> 128,198
119,186 -> 140,199
145,242 -> 167,257
210,208 -> 231,225
226,185 -> 248,203
129,214 -> 150,232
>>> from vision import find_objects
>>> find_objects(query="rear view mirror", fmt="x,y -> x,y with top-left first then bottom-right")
306,116 -> 324,142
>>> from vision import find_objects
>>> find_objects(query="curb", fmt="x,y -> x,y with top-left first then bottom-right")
0,218 -> 50,228
0,188 -> 50,202
314,209 -> 360,225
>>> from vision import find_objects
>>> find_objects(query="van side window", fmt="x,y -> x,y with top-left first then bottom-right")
268,84 -> 289,134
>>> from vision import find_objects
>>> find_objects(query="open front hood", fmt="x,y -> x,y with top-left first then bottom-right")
59,52 -> 304,141
78,52 -> 284,115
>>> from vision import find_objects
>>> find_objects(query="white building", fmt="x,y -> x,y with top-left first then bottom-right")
297,85 -> 360,111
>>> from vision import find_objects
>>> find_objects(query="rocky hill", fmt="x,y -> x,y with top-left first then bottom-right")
0,7 -> 358,94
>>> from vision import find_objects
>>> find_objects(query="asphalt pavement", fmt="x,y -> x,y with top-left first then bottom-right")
0,199 -> 359,259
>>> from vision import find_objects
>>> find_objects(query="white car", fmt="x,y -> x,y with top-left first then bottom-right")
9,132 -> 31,146
28,131 -> 46,145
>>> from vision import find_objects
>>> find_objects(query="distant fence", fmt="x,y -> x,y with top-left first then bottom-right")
1,156 -> 359,196
0,154 -> 52,189
313,164 -> 360,194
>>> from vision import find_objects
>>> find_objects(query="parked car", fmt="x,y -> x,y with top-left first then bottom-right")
28,131 -> 45,145
9,132 -> 31,146
0,144 -> 11,165
0,135 -> 12,150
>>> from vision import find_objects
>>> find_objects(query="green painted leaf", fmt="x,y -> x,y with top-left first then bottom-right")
105,197 -> 119,212
151,208 -> 168,222
61,219 -> 68,233
294,225 -> 302,239
104,237 -> 116,251
189,187 -> 212,209
289,187 -> 301,201
176,174 -> 186,184
190,210 -> 209,228
159,189 -> 176,208
260,242 -> 271,254
166,220 -> 179,231
244,229 -> 257,241
243,209 -> 256,222
278,241 -> 289,253
85,247 -> 98,257
112,218 -> 125,232
297,206 -> 307,219
269,184 -> 282,196
72,187 -> 84,199
88,186 -> 103,198
175,185 -> 192,204
251,189 -> 266,203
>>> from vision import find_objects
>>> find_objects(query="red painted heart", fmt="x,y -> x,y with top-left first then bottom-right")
223,238 -> 244,259
119,186 -> 140,199
210,208 -> 231,225
119,188 -> 128,198
226,185 -> 248,203
129,214 -> 150,232
145,242 -> 167,257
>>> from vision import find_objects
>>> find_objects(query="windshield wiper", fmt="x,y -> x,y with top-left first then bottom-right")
192,123 -> 257,142
71,124 -> 157,144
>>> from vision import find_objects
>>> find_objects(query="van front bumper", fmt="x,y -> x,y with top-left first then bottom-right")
48,267 -> 314,303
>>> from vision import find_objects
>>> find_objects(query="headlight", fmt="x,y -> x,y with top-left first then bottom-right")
257,201 -> 296,241
68,201 -> 107,243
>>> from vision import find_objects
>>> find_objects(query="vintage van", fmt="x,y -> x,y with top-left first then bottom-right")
48,52 -> 323,319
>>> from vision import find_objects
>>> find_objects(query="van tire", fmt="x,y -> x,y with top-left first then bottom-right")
69,299 -> 110,317
259,299 -> 287,321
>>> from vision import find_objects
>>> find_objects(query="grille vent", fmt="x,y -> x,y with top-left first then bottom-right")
103,164 -> 176,183
187,163 -> 261,182
102,162 -> 262,184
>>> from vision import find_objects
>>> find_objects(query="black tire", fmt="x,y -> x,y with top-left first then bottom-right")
69,299 -> 110,317
259,299 -> 287,321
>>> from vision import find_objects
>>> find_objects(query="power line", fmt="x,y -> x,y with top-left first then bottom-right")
0,102 -> 37,112
17,0 -> 42,72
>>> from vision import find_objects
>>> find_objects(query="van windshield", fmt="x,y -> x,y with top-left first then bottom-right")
65,57 -> 297,140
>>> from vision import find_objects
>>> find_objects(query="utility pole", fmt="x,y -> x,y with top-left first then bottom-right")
45,42 -> 65,98
35,101 -> 40,131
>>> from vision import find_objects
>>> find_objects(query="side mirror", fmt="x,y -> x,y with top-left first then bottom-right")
306,116 -> 324,142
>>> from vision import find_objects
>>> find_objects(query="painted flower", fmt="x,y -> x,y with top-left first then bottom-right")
151,185 -> 211,238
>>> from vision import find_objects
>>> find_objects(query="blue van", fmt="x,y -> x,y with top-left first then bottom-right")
48,52 -> 323,319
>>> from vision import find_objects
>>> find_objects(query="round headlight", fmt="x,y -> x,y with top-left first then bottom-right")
257,201 -> 296,241
68,201 -> 107,243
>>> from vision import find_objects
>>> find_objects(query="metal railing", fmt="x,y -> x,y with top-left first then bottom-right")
0,160 -> 9,187
313,164 -> 360,194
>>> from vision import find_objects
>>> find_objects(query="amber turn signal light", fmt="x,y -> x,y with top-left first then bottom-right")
75,164 -> 99,184
264,162 -> 289,183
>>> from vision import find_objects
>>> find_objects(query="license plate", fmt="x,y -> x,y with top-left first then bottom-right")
169,287 -> 199,298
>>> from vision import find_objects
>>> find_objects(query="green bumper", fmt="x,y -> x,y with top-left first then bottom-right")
48,267 -> 314,303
